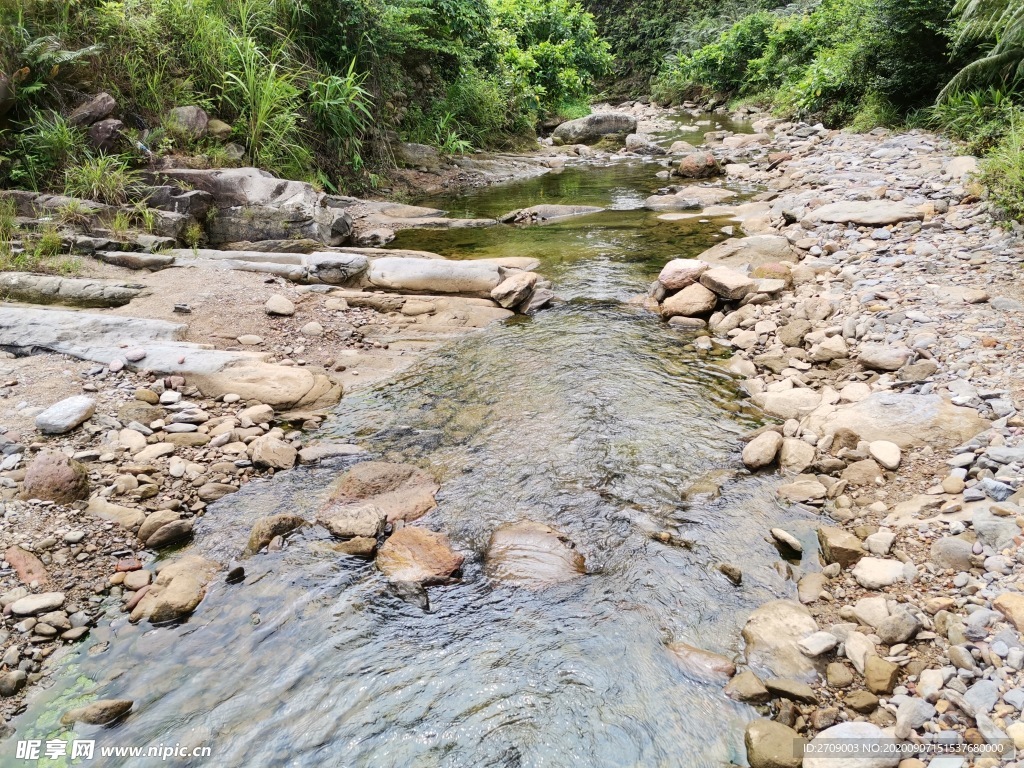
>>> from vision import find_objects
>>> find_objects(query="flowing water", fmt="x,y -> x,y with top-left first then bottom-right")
8,116 -> 817,767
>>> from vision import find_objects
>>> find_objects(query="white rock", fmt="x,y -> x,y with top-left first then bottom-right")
868,440 -> 901,470
851,596 -> 889,629
770,528 -> 802,552
265,294 -> 296,316
779,438 -> 816,474
798,631 -> 838,657
852,558 -> 908,589
10,592 -> 65,616
743,431 -> 783,469
35,396 -> 96,434
843,631 -> 876,674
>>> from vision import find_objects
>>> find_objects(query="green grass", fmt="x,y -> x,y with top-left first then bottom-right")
979,115 -> 1024,222
64,154 -> 141,205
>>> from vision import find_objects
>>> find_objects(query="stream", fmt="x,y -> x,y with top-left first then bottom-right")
8,115 -> 816,767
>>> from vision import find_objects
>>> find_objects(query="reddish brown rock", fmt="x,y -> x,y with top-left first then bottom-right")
5,546 -> 47,585
20,451 -> 89,504
376,527 -> 463,584
667,642 -> 737,683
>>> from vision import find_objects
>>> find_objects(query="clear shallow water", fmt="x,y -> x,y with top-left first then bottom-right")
9,117 -> 812,768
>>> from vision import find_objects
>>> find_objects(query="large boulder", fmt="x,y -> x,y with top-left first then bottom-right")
0,273 -> 147,308
188,361 -> 341,410
394,142 -> 441,171
150,168 -> 353,246
366,257 -> 502,297
806,393 -> 989,449
325,461 -> 438,523
745,719 -> 805,768
661,283 -> 718,318
658,259 -> 709,291
376,527 -> 463,584
743,431 -> 783,469
742,600 -> 820,682
88,119 -> 125,152
552,113 -> 637,145
21,451 -> 89,504
491,271 -> 538,309
305,252 -> 369,285
129,555 -> 219,623
485,521 -> 586,588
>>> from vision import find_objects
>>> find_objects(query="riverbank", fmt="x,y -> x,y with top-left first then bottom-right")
649,118 -> 1024,765
1,99 -> 1023,764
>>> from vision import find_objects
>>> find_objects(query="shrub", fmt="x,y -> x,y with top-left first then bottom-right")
979,111 -> 1024,221
4,111 -> 86,191
928,87 -> 1017,152
654,0 -> 956,124
64,154 -> 141,205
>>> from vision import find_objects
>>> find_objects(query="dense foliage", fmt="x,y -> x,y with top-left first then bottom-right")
653,0 -> 957,126
0,0 -> 611,190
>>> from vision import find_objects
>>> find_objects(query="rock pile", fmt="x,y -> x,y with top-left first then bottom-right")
652,115 -> 1024,766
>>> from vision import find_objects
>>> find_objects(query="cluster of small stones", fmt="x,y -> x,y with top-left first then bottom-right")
260,292 -> 392,368
652,117 -> 1024,767
0,340 -> 364,722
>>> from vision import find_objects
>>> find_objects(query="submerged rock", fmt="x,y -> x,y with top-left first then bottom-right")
61,699 -> 133,726
129,555 -> 219,623
485,521 -> 585,588
666,642 -> 736,683
246,513 -> 306,555
326,461 -> 438,523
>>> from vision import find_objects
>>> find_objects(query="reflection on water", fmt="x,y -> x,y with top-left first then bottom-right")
8,115 -> 810,768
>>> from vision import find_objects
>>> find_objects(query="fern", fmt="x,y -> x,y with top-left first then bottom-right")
940,0 -> 1024,99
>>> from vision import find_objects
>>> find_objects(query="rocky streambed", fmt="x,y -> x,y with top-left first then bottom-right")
0,101 -> 1022,767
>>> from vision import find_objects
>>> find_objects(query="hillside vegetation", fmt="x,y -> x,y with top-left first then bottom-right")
587,0 -> 1023,220
0,0 -> 611,190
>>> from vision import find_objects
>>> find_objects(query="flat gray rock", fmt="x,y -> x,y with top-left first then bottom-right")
367,257 -> 501,296
809,200 -> 923,226
36,396 -> 96,434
